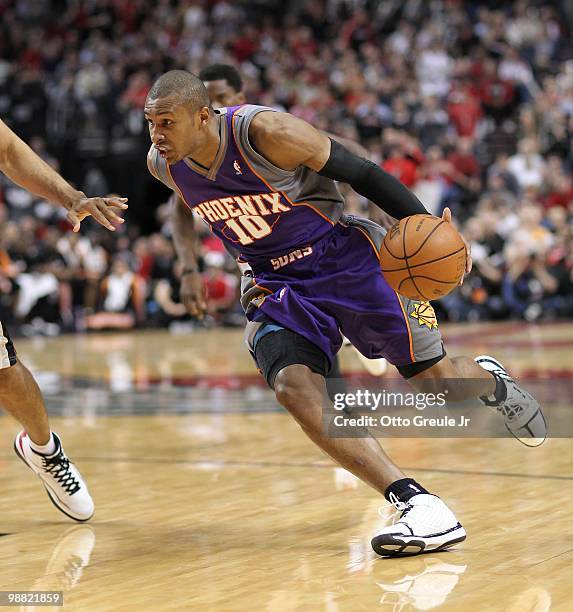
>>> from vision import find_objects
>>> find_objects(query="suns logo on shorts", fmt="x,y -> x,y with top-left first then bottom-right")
250,293 -> 267,308
410,302 -> 438,330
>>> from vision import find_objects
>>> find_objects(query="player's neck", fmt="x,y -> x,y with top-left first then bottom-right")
186,114 -> 222,169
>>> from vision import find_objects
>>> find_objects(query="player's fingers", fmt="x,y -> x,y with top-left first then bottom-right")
99,204 -> 125,225
441,207 -> 452,223
466,253 -> 472,274
67,211 -> 81,233
88,206 -> 116,231
103,197 -> 129,210
464,238 -> 472,274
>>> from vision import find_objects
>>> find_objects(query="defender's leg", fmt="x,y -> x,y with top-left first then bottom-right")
0,325 -> 94,522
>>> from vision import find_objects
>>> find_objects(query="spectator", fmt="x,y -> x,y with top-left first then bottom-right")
507,138 -> 546,191
84,258 -> 146,330
150,261 -> 190,330
0,0 -> 570,332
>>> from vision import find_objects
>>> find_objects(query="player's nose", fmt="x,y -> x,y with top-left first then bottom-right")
150,126 -> 165,145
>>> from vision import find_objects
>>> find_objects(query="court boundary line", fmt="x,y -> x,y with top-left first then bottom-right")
2,455 -> 568,482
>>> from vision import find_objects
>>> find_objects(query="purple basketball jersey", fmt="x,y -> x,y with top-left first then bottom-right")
159,105 -> 342,266
147,104 -> 444,370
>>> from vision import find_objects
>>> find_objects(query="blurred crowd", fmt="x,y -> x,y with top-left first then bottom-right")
0,0 -> 572,335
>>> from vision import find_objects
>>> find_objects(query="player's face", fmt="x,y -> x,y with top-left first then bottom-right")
203,79 -> 244,109
144,96 -> 210,165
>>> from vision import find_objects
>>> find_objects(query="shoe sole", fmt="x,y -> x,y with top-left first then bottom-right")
371,525 -> 467,558
13,436 -> 94,523
475,355 -> 547,447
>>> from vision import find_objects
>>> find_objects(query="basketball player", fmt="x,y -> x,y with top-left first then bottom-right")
145,71 -> 546,557
175,63 -> 387,381
0,118 -> 128,521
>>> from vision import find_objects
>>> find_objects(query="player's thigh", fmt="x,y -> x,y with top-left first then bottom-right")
253,325 -> 330,390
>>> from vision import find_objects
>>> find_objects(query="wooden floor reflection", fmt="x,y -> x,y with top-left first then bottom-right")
0,322 -> 571,611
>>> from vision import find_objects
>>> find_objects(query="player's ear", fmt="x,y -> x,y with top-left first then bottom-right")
199,106 -> 211,125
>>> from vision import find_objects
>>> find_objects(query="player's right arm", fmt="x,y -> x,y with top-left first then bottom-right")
0,119 -> 127,231
170,194 -> 207,318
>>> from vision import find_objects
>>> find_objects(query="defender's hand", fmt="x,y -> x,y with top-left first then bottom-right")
441,207 -> 472,284
67,195 -> 128,232
180,271 -> 207,318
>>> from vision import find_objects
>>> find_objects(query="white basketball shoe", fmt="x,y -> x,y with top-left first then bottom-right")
14,431 -> 94,522
475,355 -> 547,446
371,493 -> 466,557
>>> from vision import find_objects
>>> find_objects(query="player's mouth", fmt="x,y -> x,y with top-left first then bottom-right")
155,145 -> 171,159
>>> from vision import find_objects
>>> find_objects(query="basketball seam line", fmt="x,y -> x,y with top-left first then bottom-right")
402,216 -> 424,299
383,217 -> 448,262
400,275 -> 460,285
381,244 -> 466,272
407,219 -> 447,259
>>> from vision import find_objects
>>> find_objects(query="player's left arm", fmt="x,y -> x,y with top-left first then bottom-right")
250,111 -> 471,275
0,119 -> 127,231
250,111 -> 428,219
323,131 -> 396,231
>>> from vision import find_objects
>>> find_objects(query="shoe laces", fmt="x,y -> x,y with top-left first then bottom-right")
499,402 -> 524,421
378,492 -> 413,524
499,383 -> 530,421
41,453 -> 81,495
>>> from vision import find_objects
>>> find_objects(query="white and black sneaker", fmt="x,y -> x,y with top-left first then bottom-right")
14,431 -> 94,522
377,557 -> 467,608
371,494 -> 466,557
475,355 -> 547,447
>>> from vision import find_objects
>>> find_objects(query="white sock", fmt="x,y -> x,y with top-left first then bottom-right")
28,433 -> 57,455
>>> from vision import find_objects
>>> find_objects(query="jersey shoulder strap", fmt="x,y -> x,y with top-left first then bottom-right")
147,146 -> 178,190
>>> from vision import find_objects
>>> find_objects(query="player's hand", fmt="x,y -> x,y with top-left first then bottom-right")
67,194 -> 128,232
180,270 -> 207,318
441,207 -> 472,284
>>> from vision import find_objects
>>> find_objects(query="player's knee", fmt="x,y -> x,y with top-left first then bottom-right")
274,366 -> 306,408
274,365 -> 320,423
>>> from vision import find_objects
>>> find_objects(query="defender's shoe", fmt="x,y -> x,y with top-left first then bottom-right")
475,355 -> 547,446
371,493 -> 466,557
14,431 -> 94,522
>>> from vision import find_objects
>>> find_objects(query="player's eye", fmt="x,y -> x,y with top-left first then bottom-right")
164,120 -> 173,127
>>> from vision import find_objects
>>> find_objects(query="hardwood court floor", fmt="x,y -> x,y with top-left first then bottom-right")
0,321 -> 572,611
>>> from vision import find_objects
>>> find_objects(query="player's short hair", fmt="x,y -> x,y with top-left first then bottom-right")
198,64 -> 243,93
147,70 -> 210,110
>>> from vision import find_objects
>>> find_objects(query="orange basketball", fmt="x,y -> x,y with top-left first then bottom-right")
379,214 -> 466,301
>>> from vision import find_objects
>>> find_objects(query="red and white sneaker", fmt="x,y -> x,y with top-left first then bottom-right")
14,431 -> 94,522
